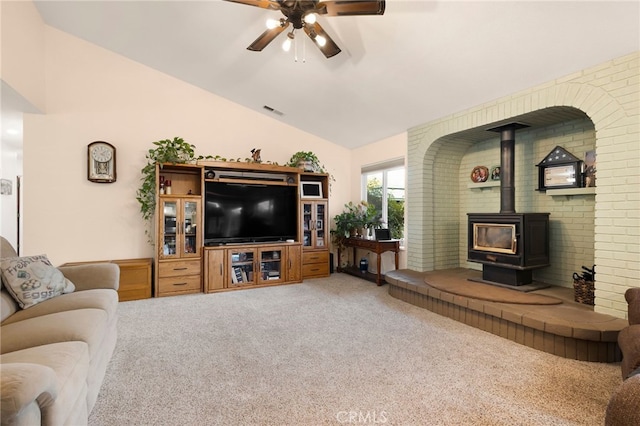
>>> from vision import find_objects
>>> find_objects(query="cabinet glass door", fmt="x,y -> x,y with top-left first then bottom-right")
162,200 -> 178,257
302,203 -> 313,248
315,202 -> 327,249
229,249 -> 255,286
259,249 -> 283,283
183,200 -> 199,256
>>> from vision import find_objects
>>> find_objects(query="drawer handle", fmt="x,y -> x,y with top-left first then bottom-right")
173,267 -> 188,271
310,268 -> 320,272
174,282 -> 188,286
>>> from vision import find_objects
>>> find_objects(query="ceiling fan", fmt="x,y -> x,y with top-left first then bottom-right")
225,0 -> 385,58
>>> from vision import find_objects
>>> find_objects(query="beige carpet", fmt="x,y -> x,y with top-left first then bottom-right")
90,274 -> 620,425
423,268 -> 563,305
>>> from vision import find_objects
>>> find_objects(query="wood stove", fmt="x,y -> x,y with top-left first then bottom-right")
467,123 -> 550,286
468,213 -> 549,285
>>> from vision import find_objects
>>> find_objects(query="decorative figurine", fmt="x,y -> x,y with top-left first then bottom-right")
251,148 -> 262,163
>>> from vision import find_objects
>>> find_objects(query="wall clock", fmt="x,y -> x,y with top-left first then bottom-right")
88,141 -> 116,183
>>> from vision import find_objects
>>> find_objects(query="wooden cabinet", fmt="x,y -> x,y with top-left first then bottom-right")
204,243 -> 302,292
286,244 -> 302,282
302,250 -> 330,278
158,197 -> 201,259
115,258 -> 153,301
61,258 -> 152,302
155,164 -> 203,297
204,249 -> 225,292
157,259 -> 202,296
300,173 -> 330,279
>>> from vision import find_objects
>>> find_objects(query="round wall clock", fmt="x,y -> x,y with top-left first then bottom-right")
88,141 -> 116,183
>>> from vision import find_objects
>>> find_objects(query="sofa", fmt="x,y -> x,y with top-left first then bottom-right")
0,236 -> 119,425
605,287 -> 640,425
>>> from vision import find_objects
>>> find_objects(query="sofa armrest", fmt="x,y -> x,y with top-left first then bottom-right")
58,263 -> 120,291
605,374 -> 640,426
625,288 -> 640,325
1,363 -> 58,424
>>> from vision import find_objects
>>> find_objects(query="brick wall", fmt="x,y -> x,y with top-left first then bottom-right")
407,52 -> 639,319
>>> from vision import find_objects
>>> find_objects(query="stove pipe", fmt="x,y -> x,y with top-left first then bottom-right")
487,123 -> 530,214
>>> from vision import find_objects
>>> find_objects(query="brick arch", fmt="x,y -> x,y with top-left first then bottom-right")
407,78 -> 631,314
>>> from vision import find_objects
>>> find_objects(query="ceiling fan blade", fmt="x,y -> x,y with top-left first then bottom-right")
317,0 -> 385,16
223,0 -> 282,11
304,22 -> 341,58
248,22 -> 290,51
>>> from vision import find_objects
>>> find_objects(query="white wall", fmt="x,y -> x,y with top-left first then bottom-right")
0,0 -> 46,112
22,26 -> 351,264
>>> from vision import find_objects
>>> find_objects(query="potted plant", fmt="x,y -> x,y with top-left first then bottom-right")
286,151 -> 327,173
136,137 -> 209,242
331,201 -> 383,250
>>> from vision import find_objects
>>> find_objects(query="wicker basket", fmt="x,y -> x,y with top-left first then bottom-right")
573,278 -> 595,305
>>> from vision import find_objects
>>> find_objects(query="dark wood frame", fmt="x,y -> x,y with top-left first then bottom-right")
87,141 -> 117,183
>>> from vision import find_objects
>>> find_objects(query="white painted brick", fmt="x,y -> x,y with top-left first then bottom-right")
407,53 -> 639,318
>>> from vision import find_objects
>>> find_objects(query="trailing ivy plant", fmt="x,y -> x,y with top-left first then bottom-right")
136,137 -> 209,242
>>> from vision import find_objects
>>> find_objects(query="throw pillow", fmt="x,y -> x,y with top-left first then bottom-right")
0,254 -> 75,309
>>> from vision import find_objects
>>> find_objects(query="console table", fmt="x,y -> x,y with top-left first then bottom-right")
337,238 -> 400,285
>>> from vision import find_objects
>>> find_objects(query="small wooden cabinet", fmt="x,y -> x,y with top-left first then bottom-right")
61,258 -> 153,302
204,242 -> 302,292
155,164 -> 203,297
300,173 -> 330,279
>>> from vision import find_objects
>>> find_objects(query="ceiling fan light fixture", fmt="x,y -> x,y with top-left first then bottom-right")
282,31 -> 295,52
315,35 -> 327,47
303,13 -> 317,25
265,18 -> 281,29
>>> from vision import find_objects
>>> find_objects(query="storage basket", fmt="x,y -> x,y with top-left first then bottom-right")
573,278 -> 595,305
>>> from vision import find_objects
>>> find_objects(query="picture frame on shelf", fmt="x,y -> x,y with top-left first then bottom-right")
584,150 -> 596,187
470,166 -> 489,183
490,165 -> 501,181
300,181 -> 323,198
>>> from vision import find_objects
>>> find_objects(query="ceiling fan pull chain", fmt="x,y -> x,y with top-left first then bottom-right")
303,35 -> 306,63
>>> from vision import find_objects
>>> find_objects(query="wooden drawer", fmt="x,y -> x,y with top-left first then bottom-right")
158,260 -> 201,278
302,262 -> 330,278
303,251 -> 329,265
158,275 -> 202,294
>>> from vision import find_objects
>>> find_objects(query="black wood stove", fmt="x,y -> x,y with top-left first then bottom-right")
467,123 -> 550,286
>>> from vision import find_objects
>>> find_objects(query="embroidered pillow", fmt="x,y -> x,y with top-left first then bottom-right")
0,254 -> 75,309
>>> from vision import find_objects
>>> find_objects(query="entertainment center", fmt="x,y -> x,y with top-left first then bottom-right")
154,161 -> 330,297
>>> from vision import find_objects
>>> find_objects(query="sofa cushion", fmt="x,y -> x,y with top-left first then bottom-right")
1,288 -> 18,323
0,308 -> 107,358
1,289 -> 117,326
1,341 -> 89,426
0,255 -> 75,309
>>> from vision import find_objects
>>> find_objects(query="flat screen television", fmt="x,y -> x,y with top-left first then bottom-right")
204,182 -> 298,245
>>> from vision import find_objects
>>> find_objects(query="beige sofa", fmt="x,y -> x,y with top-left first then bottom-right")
0,237 -> 119,425
605,287 -> 640,425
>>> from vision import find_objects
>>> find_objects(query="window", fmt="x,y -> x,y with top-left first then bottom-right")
361,159 -> 405,241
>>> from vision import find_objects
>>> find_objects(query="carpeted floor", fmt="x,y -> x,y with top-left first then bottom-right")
90,274 -> 621,425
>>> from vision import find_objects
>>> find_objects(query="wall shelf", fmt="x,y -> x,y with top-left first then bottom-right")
467,180 -> 500,190
545,187 -> 596,196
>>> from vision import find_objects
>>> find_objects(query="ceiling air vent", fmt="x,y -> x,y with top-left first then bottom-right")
263,105 -> 284,116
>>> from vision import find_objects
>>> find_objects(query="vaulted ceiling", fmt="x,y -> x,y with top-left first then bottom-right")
26,1 -> 640,148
